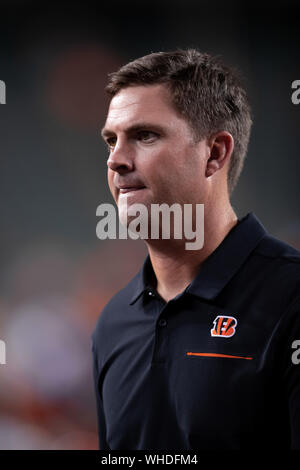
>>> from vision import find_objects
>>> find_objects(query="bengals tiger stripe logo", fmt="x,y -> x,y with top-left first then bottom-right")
210,315 -> 237,338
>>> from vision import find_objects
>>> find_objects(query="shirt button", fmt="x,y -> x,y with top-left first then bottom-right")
158,318 -> 167,327
148,291 -> 155,297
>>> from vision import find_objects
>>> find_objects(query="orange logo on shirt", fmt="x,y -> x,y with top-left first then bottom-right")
210,315 -> 237,338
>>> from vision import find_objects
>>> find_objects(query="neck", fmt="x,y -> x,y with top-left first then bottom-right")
145,203 -> 238,303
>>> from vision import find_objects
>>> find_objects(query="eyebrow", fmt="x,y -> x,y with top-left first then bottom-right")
100,122 -> 166,140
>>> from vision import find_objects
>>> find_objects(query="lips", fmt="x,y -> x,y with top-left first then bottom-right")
116,181 -> 146,194
119,186 -> 145,194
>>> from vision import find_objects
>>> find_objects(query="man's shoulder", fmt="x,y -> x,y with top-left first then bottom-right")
255,232 -> 300,268
253,233 -> 300,300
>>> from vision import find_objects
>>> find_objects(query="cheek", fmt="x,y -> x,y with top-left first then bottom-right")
107,169 -> 115,194
138,147 -> 197,198
142,149 -> 174,181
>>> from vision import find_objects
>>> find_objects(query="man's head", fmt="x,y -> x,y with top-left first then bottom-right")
104,49 -> 252,197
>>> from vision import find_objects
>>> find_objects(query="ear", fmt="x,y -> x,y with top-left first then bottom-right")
205,131 -> 234,177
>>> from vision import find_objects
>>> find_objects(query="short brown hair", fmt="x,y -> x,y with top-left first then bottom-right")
105,49 -> 253,195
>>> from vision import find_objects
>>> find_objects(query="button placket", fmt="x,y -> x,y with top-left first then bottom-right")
158,318 -> 167,327
151,301 -> 172,364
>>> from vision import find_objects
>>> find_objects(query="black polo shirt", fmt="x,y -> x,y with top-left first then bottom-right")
91,212 -> 300,450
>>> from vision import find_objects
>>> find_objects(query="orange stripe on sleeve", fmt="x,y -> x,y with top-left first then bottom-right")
186,352 -> 253,360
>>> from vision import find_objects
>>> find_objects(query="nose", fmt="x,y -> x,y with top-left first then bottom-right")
107,140 -> 134,174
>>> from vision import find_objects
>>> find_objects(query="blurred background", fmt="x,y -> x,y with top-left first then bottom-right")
0,0 -> 299,449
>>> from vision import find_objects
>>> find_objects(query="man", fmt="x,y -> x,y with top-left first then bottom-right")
91,49 -> 300,450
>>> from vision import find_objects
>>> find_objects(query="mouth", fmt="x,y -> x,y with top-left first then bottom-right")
119,186 -> 146,194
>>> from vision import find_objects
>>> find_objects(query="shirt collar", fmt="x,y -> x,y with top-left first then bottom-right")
129,212 -> 268,305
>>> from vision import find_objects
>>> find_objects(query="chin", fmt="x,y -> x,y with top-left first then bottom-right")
117,206 -> 129,227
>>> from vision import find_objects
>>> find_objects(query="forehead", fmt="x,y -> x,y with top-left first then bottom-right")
103,84 -> 182,132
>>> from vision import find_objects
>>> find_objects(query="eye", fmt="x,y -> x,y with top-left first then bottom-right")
106,137 -> 117,151
137,131 -> 158,142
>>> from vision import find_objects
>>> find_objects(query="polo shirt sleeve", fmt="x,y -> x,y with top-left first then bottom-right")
91,339 -> 110,450
281,295 -> 300,449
